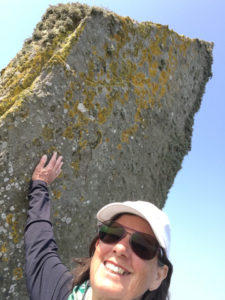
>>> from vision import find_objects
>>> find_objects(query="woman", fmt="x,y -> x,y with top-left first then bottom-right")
25,152 -> 173,300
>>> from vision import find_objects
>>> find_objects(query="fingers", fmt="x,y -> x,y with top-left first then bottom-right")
47,152 -> 63,173
38,154 -> 48,169
54,154 -> 63,169
47,153 -> 63,183
53,156 -> 63,177
48,152 -> 57,168
32,152 -> 63,184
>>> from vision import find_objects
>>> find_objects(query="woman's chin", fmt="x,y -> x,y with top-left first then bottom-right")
92,263 -> 130,298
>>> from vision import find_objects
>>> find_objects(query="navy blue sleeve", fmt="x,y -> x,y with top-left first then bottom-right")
24,180 -> 73,300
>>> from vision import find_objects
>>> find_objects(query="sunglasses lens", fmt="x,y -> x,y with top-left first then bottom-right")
131,232 -> 159,260
98,221 -> 159,260
99,222 -> 124,244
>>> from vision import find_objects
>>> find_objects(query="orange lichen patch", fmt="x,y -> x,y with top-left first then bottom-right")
65,89 -> 73,101
52,190 -> 62,200
132,72 -> 146,87
83,89 -> 96,110
112,17 -> 132,56
137,22 -> 151,39
121,124 -> 138,143
68,101 -> 79,118
53,210 -> 59,217
71,160 -> 80,171
159,70 -> 169,84
2,256 -> 9,262
134,86 -> 148,99
138,48 -> 149,67
64,102 -> 70,111
1,242 -> 7,253
117,143 -> 122,150
179,40 -> 191,56
97,93 -> 115,124
71,160 -> 80,175
110,61 -> 118,77
148,60 -> 158,78
42,126 -> 54,140
79,139 -> 88,149
134,110 -> 142,123
124,90 -> 129,101
13,267 -> 23,280
6,213 -> 13,225
63,124 -> 75,139
148,97 -> 156,108
92,45 -> 97,56
168,44 -> 178,71
98,108 -> 108,124
159,86 -> 166,98
6,213 -> 19,244
87,61 -> 95,81
149,40 -> 162,57
47,145 -> 58,154
0,47 -> 53,117
151,82 -> 160,95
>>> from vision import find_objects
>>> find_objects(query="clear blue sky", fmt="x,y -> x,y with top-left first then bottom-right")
1,1 -> 224,299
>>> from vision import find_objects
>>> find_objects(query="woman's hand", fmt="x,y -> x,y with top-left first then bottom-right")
32,152 -> 63,185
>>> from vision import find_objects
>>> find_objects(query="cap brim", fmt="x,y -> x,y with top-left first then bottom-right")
97,202 -> 146,223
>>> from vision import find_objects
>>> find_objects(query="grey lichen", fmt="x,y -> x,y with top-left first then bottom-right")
27,3 -> 92,47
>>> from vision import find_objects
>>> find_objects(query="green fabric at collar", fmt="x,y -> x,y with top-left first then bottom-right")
67,281 -> 89,300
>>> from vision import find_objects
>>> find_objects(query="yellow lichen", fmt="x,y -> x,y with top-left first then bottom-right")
63,125 -> 75,139
79,139 -> 87,149
65,89 -> 73,101
121,124 -> 138,143
149,61 -> 158,77
13,267 -> 23,280
117,143 -> 122,150
0,7 -> 89,120
42,126 -> 54,140
71,160 -> 80,174
52,190 -> 62,200
2,256 -> 9,262
1,242 -> 7,253
47,145 -> 57,154
53,210 -> 59,217
179,40 -> 191,56
6,213 -> 19,244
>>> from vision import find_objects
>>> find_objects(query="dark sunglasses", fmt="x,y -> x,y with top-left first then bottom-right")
98,220 -> 160,260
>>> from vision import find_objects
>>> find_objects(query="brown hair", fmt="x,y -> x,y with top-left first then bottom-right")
71,214 -> 173,300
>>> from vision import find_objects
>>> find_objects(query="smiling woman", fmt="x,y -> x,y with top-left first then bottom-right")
24,153 -> 173,300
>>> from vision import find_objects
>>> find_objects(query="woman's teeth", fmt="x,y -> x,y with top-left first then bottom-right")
105,262 -> 130,275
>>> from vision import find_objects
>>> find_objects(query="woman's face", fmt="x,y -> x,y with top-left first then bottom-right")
90,214 -> 168,300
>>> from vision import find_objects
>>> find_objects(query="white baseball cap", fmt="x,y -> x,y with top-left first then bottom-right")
97,200 -> 171,256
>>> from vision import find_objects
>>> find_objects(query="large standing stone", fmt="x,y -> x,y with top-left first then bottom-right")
0,3 -> 213,298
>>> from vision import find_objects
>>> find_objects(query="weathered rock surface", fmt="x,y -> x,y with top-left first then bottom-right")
0,3 -> 213,298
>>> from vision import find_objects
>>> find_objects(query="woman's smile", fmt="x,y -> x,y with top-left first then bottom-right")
104,261 -> 131,276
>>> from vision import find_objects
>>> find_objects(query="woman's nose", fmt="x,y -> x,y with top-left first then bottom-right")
112,235 -> 131,257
